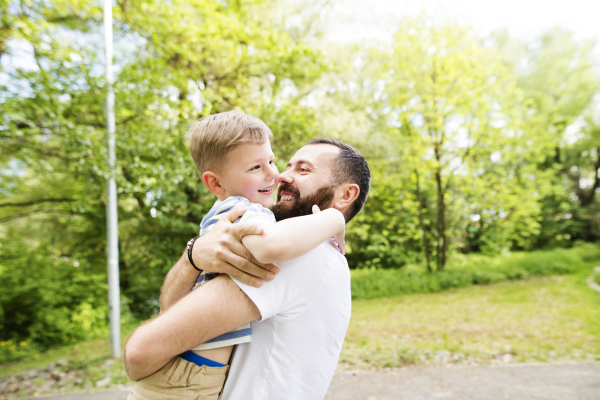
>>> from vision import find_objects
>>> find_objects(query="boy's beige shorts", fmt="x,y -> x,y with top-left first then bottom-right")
128,356 -> 229,400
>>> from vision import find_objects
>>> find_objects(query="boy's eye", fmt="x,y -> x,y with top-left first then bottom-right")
251,165 -> 260,170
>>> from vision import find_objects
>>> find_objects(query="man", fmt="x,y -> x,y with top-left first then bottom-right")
124,138 -> 370,399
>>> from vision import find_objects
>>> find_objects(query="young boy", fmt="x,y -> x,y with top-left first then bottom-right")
128,111 -> 346,400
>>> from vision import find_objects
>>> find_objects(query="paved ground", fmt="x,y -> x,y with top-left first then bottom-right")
326,362 -> 600,400
22,362 -> 600,400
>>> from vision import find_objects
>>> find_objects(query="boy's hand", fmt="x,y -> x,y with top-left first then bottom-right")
312,205 -> 346,255
192,205 -> 279,287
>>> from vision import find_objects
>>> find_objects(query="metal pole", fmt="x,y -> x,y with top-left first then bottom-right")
104,0 -> 120,358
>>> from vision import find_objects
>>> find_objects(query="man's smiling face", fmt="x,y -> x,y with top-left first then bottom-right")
271,144 -> 340,221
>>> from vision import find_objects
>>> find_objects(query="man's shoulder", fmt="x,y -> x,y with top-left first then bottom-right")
232,241 -> 349,321
278,242 -> 349,279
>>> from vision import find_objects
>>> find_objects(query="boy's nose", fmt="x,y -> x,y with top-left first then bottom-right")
268,166 -> 279,181
269,171 -> 280,182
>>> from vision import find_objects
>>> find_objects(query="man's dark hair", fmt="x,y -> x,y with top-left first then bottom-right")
306,138 -> 370,222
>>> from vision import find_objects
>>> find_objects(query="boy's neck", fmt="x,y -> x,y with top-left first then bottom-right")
216,194 -> 229,202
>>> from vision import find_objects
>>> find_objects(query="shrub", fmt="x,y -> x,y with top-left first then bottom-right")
350,247 -> 594,300
0,339 -> 41,364
0,237 -> 110,360
574,244 -> 600,263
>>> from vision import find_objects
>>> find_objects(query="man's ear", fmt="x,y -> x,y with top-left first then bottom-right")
202,171 -> 226,196
333,183 -> 360,216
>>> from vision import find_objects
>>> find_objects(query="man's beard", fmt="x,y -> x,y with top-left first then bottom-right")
271,183 -> 336,222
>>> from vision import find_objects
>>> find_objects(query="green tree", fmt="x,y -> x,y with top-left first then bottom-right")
0,0 -> 326,353
375,19 -> 542,269
495,28 -> 600,246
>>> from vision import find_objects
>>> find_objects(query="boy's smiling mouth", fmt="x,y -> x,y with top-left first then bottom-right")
258,185 -> 274,194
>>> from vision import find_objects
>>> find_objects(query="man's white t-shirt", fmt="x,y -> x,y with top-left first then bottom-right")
221,240 -> 351,400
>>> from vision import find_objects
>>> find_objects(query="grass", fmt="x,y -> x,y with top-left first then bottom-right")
2,246 -> 599,395
341,270 -> 600,368
5,272 -> 597,379
0,326 -> 136,380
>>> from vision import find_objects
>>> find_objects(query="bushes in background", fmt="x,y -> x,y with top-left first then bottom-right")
351,245 -> 598,300
0,237 -> 109,363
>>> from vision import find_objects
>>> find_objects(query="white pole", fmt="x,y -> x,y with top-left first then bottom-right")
104,0 -> 120,358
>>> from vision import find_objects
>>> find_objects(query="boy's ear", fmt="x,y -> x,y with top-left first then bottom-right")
202,171 -> 226,196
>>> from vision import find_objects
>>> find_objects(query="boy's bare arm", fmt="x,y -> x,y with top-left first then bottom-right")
242,207 -> 345,264
126,275 -> 261,381
159,206 -> 279,313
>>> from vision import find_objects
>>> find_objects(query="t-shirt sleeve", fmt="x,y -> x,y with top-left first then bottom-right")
238,203 -> 276,227
233,278 -> 283,322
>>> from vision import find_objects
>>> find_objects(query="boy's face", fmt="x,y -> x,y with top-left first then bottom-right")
219,141 -> 279,208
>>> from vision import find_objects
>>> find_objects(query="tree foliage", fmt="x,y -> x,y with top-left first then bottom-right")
0,0 -> 325,354
1,5 -> 599,354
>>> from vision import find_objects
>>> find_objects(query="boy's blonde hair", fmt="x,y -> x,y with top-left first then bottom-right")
185,110 -> 273,175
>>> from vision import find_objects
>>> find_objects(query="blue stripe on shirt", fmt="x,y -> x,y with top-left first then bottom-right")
193,197 -> 275,349
202,328 -> 252,344
200,196 -> 275,236
196,272 -> 219,284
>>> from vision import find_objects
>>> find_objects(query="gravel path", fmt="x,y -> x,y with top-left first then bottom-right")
21,362 -> 600,400
587,267 -> 600,293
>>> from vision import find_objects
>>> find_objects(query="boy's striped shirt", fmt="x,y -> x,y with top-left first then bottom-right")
191,196 -> 276,351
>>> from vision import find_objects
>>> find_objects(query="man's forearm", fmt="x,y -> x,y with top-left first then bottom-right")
159,250 -> 200,313
125,275 -> 261,381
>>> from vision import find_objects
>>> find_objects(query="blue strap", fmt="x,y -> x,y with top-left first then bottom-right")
179,350 -> 226,368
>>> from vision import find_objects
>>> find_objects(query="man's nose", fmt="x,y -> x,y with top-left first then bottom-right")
278,171 -> 293,184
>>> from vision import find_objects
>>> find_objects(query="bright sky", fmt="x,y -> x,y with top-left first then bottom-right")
325,0 -> 600,44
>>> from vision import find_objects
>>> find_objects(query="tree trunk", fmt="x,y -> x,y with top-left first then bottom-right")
580,148 -> 600,207
414,169 -> 432,273
561,147 -> 600,208
435,167 -> 447,270
428,62 -> 447,270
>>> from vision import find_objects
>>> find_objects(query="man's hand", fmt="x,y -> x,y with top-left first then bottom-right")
159,205 -> 279,313
312,205 -> 346,255
192,204 -> 280,287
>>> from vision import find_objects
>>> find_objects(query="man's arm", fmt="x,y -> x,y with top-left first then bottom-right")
159,205 -> 280,313
126,274 -> 261,381
159,251 -> 201,313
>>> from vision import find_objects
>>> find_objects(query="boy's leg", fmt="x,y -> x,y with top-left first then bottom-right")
128,355 -> 229,400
